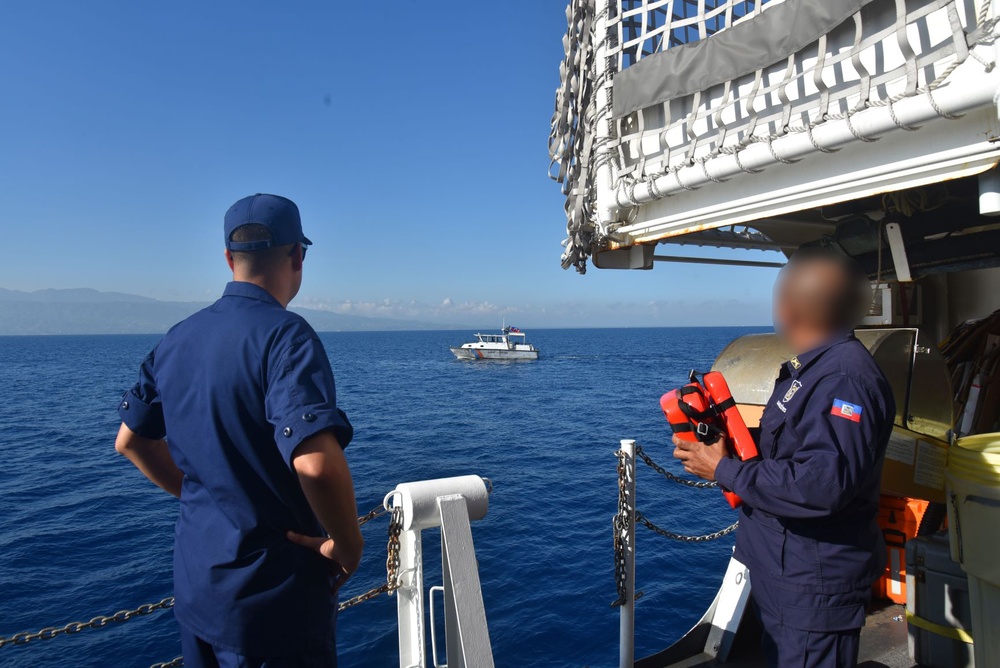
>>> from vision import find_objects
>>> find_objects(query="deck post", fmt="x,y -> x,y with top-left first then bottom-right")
396,527 -> 425,668
439,494 -> 495,668
389,476 -> 492,668
619,439 -> 637,668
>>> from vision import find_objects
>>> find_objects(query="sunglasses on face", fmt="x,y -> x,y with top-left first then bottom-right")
289,243 -> 308,261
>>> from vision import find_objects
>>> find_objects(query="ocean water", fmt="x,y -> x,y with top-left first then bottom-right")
0,327 -> 768,667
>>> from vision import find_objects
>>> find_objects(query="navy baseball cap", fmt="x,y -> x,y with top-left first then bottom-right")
224,193 -> 312,251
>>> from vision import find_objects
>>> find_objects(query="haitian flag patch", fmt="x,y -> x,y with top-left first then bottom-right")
831,398 -> 863,422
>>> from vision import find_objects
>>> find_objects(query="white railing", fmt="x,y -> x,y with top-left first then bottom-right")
386,475 -> 494,668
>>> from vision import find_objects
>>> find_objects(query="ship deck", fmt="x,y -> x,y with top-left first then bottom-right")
654,602 -> 914,668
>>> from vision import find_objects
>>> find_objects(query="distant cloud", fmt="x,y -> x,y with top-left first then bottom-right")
293,293 -> 771,328
293,295 -> 524,325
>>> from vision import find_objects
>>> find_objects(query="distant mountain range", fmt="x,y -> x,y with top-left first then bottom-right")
0,288 -> 453,335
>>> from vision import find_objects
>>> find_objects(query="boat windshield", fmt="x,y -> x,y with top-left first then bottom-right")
474,331 -> 528,344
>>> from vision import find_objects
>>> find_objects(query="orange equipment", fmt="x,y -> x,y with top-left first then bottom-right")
660,371 -> 761,509
874,495 -> 930,604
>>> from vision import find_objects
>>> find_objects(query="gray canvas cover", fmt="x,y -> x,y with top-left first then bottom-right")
613,0 -> 879,119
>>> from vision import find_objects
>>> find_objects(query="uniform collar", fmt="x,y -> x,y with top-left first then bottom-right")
786,331 -> 854,377
222,281 -> 283,307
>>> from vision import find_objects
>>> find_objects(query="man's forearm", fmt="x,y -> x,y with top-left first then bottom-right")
298,469 -> 364,569
115,423 -> 183,497
715,456 -> 850,518
293,432 -> 364,571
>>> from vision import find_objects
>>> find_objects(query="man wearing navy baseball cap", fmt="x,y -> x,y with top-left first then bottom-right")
224,192 -> 313,252
115,194 -> 363,667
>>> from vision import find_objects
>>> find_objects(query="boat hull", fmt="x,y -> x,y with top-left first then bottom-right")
450,346 -> 539,361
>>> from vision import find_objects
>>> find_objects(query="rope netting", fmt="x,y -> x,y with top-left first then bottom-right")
549,0 -> 601,272
619,0 -> 777,68
615,0 -> 993,186
550,0 -> 999,271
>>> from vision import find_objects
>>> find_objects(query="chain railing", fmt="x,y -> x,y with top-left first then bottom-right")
0,502 -> 405,667
613,439 -> 740,664
385,504 -> 401,593
614,440 -> 738,587
636,510 -> 739,543
357,502 -> 388,527
634,444 -> 718,489
0,597 -> 176,650
611,449 -> 635,608
337,505 -> 403,611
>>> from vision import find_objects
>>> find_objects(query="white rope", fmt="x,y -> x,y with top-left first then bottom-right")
608,0 -> 997,206
618,0 -> 782,68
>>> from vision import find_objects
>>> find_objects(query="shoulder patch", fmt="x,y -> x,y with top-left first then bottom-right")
782,380 -> 803,403
831,398 -> 863,423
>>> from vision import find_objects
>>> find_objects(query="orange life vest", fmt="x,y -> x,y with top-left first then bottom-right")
660,371 -> 760,509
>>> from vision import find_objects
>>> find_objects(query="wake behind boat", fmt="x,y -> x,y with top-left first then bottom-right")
450,327 -> 539,361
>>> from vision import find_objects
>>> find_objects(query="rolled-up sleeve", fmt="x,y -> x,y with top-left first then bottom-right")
118,348 -> 166,439
716,376 -> 883,519
265,334 -> 353,467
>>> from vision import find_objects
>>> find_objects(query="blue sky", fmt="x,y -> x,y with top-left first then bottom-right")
0,1 -> 781,327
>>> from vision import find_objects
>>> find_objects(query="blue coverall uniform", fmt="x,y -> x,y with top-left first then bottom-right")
715,333 -> 895,668
119,281 -> 353,668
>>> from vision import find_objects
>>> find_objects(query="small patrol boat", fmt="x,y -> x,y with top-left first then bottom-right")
449,327 -> 539,361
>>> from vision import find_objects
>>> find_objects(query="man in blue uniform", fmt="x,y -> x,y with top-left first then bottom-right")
115,194 -> 363,668
674,247 -> 895,668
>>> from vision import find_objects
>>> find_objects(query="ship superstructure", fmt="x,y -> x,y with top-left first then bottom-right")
550,1 -> 1000,666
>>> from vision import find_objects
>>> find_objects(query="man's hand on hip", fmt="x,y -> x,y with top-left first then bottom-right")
286,531 -> 360,593
672,433 -> 727,481
290,431 -> 365,592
